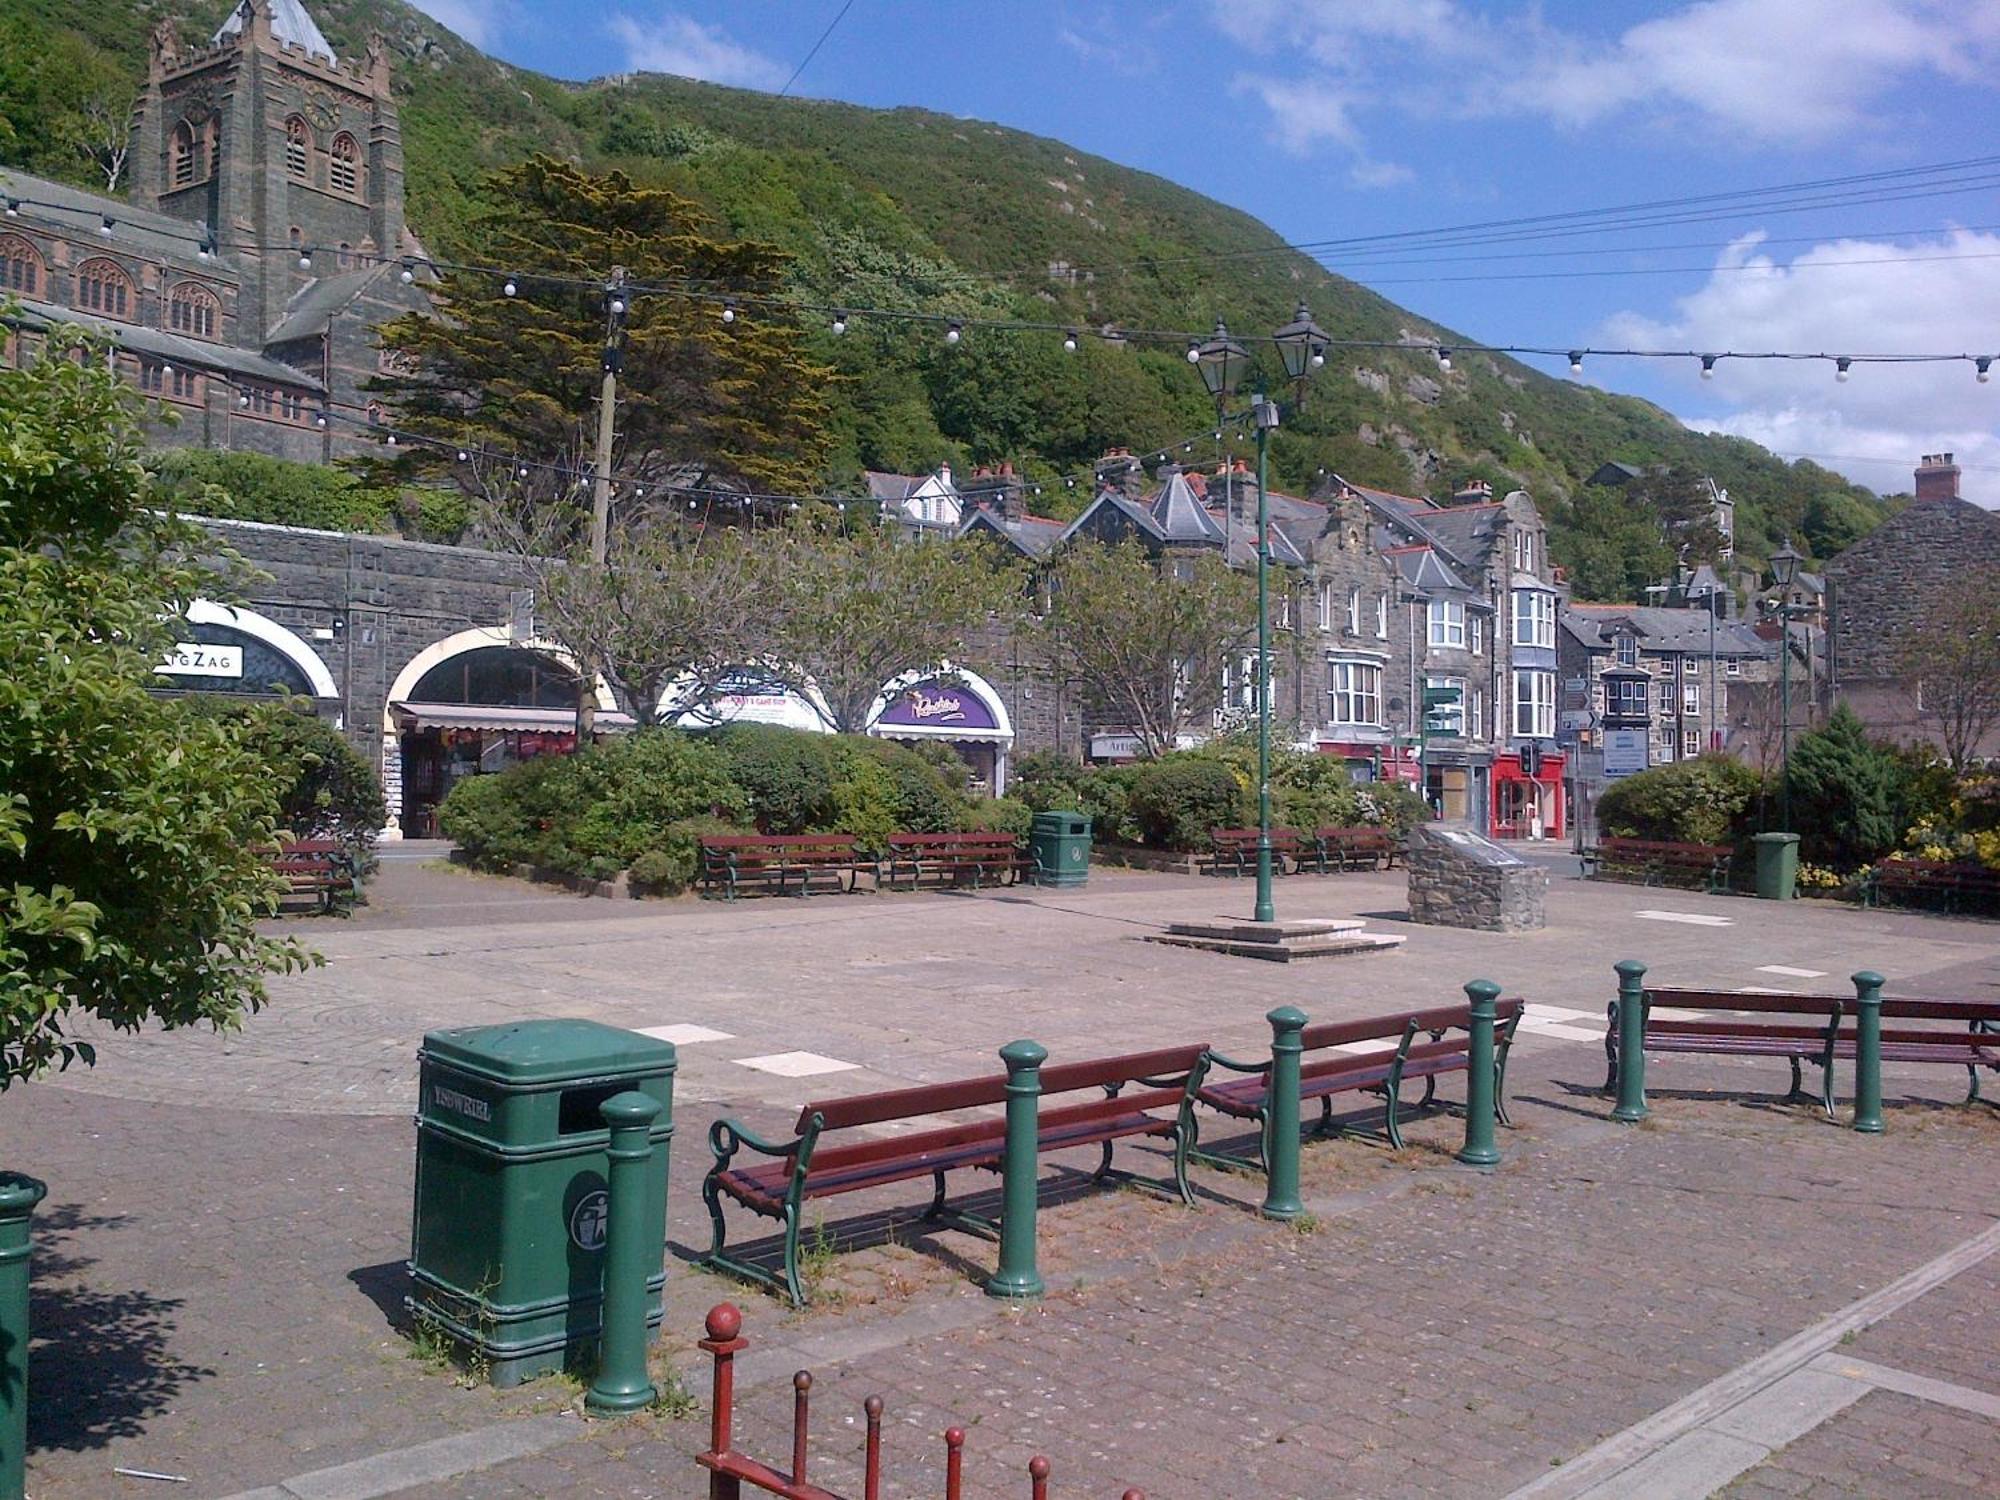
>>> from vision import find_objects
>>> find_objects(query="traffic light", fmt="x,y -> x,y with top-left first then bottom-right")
1520,741 -> 1542,777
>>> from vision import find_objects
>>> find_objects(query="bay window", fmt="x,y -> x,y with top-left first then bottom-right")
1329,658 -> 1383,727
1511,589 -> 1555,649
1513,669 -> 1555,739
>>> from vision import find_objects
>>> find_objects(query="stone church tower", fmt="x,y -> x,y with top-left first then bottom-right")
129,0 -> 407,348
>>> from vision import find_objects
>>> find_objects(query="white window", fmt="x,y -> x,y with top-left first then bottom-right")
1329,659 -> 1383,726
1682,728 -> 1701,758
1513,669 -> 1555,739
1469,612 -> 1484,656
1317,582 -> 1333,631
1427,599 -> 1466,648
1224,654 -> 1261,713
1467,687 -> 1484,739
1615,634 -> 1637,667
1609,678 -> 1647,718
1511,589 -> 1555,649
1726,656 -> 1741,677
1513,529 -> 1536,574
1656,680 -> 1676,714
1682,657 -> 1698,675
1275,590 -> 1293,630
1682,682 -> 1699,715
1346,589 -> 1361,635
1376,592 -> 1389,639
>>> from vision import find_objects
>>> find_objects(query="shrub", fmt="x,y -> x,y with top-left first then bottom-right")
1078,764 -> 1143,844
1274,751 -> 1363,832
827,741 -> 901,854
1009,750 -> 1090,812
629,815 -> 742,894
960,795 -> 1033,838
710,723 -> 837,833
857,738 -> 967,833
1354,781 -> 1429,834
1786,706 -> 1901,870
187,701 -> 385,853
1595,756 -> 1765,847
150,449 -> 398,533
1129,754 -> 1247,850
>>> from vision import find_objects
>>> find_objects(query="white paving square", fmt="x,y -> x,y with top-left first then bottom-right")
1635,909 -> 1734,927
733,1050 -> 862,1078
635,1024 -> 735,1046
1523,1004 -> 1602,1024
1756,965 -> 1829,979
1521,1022 -> 1609,1043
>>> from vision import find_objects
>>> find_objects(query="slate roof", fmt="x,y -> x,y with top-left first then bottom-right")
0,168 -> 220,266
265,263 -> 388,343
1564,604 -> 1769,656
958,506 -> 1064,558
863,470 -> 927,501
215,0 -> 337,63
1385,543 -> 1475,597
7,297 -> 325,389
1146,471 -> 1225,544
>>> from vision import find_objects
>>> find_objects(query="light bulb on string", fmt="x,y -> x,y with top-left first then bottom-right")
517,464 -> 529,479
609,295 -> 626,316
831,311 -> 847,335
1062,330 -> 1078,353
314,410 -> 327,429
298,249 -> 312,270
1436,347 -> 1452,373
945,322 -> 962,345
3,199 -> 17,217
1700,355 -> 1718,380
721,300 -> 736,324
1835,357 -> 1852,383
1568,351 -> 1584,377
385,433 -> 397,447
100,215 -> 115,236
1310,351 -> 1325,368
456,449 -> 470,463
399,261 -> 414,284
503,277 -> 517,297
1978,357 -> 1993,384
1186,341 -> 1200,364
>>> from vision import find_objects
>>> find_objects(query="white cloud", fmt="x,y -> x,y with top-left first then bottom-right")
607,11 -> 787,89
1599,230 -> 2000,497
407,1 -> 504,50
1214,0 -> 2000,163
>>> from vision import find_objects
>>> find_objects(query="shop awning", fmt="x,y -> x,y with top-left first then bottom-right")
389,702 -> 635,733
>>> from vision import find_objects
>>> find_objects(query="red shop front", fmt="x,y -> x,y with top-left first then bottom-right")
1490,750 -> 1565,840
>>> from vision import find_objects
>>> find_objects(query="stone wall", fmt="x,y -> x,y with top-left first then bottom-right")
1405,822 -> 1546,932
1824,497 -> 2000,683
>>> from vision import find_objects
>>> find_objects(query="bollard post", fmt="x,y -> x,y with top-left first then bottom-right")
1457,981 -> 1503,1167
699,1304 -> 747,1500
1261,1006 -> 1307,1220
987,1040 -> 1047,1299
1852,970 -> 1885,1135
0,1173 -> 47,1500
586,1091 -> 662,1414
1612,959 -> 1650,1123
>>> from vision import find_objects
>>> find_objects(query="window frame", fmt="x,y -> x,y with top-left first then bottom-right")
0,233 -> 42,296
1512,668 -> 1556,739
329,132 -> 360,197
285,115 -> 314,182
1427,598 -> 1466,648
1511,589 -> 1556,649
1328,657 -> 1384,727
74,258 -> 134,320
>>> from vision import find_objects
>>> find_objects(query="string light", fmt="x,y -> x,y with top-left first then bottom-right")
831,311 -> 847,334
456,449 -> 470,462
608,293 -> 627,316
1568,351 -> 1584,376
3,199 -> 18,217
1835,357 -> 1852,382
1436,347 -> 1453,372
399,260 -> 414,284
945,321 -> 962,345
1700,354 -> 1718,379
314,410 -> 327,428
298,250 -> 312,270
721,300 -> 736,324
1980,357 -> 1993,384
1062,329 -> 1078,353
503,277 -> 517,297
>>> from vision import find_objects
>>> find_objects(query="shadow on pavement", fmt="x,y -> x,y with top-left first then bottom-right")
28,1202 -> 211,1453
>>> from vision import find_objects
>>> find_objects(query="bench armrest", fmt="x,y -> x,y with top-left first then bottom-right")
1200,1049 -> 1270,1077
706,1116 -> 802,1164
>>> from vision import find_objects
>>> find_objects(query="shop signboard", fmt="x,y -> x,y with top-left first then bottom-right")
157,643 -> 243,678
1089,734 -> 1144,761
874,678 -> 999,733
1603,728 -> 1649,780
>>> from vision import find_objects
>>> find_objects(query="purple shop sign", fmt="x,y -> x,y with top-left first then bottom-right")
875,677 -> 999,732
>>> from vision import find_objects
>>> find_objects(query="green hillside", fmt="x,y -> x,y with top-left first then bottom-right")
0,0 -> 1890,589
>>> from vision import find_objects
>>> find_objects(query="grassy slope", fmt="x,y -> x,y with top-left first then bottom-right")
0,0 -> 1888,587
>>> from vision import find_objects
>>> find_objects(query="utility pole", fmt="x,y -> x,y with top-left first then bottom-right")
577,267 -> 626,743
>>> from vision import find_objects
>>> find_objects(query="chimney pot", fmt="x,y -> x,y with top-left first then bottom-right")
1914,451 -> 1961,501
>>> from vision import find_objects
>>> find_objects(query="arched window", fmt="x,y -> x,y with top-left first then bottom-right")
284,115 -> 312,181
167,281 -> 220,340
0,234 -> 42,296
75,258 -> 134,320
329,132 -> 359,196
171,120 -> 197,188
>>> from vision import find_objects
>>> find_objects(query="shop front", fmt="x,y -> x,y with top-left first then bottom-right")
662,669 -> 831,735
151,600 -> 339,709
1491,748 -> 1566,841
868,670 -> 1013,796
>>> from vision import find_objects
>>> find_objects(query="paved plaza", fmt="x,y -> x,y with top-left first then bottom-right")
7,856 -> 2000,1498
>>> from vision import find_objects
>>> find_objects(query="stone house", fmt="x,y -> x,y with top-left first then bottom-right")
1559,604 -> 1779,770
1823,453 -> 2000,760
0,0 -> 431,460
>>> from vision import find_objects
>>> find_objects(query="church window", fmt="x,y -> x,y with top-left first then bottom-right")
171,368 -> 199,401
172,121 -> 197,187
285,116 -> 313,181
138,359 -> 166,393
75,259 -> 134,320
168,282 -> 220,340
329,133 -> 359,196
0,234 -> 41,296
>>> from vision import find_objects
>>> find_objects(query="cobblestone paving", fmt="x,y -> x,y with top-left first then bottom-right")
1722,1391 -> 2000,1498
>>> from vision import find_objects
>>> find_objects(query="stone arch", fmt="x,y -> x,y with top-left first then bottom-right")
329,132 -> 360,197
284,114 -> 313,180
385,626 -> 613,713
0,233 -> 42,297
184,599 -> 339,697
75,257 -> 134,320
168,280 -> 219,339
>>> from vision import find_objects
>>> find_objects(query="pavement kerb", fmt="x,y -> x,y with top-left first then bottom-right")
216,1416 -> 578,1500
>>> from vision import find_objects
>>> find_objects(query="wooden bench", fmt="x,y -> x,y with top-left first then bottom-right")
698,834 -> 873,899
262,839 -> 357,913
1310,825 -> 1400,873
1186,1000 -> 1524,1163
1581,837 -> 1732,893
882,831 -> 1029,891
1863,858 -> 2000,916
1205,826 -> 1309,877
1859,998 -> 2000,1104
700,1043 -> 1208,1305
1605,988 -> 1844,1113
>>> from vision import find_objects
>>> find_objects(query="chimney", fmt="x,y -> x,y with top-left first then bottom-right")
998,461 -> 1024,520
1452,478 -> 1493,506
938,461 -> 953,488
1914,452 -> 1960,501
1094,446 -> 1144,499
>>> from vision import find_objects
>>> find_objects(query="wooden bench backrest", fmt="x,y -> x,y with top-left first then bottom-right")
704,834 -> 858,850
1879,997 -> 2000,1023
887,832 -> 1020,848
1643,988 -> 1843,1017
1603,837 -> 1728,856
1317,826 -> 1391,842
1212,827 -> 1305,846
1038,1043 -> 1210,1096
801,1072 -> 1011,1133
1298,998 -> 1522,1053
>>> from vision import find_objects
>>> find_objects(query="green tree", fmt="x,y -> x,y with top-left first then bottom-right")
1895,570 -> 2000,771
1787,705 -> 1902,869
1630,466 -> 1725,567
1031,539 -> 1258,758
0,321 -> 315,1084
754,520 -> 1025,733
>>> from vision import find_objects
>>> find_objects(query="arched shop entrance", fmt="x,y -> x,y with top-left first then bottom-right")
660,668 -> 832,734
868,669 -> 1014,796
383,628 -> 626,839
152,600 -> 339,707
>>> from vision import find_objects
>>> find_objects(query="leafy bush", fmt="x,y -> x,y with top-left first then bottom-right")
711,723 -> 837,833
1129,755 -> 1247,850
186,702 -> 385,852
629,816 -> 742,893
150,449 -> 399,533
1354,781 -> 1429,834
1077,764 -> 1143,844
857,739 -> 966,833
1274,752 -> 1363,832
1595,756 -> 1765,847
960,796 -> 1033,838
1009,750 -> 1091,812
1787,706 -> 1900,870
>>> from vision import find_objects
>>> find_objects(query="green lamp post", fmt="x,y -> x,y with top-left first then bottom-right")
1766,538 -> 1806,832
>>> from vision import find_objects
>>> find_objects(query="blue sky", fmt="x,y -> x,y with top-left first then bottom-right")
409,0 -> 2000,500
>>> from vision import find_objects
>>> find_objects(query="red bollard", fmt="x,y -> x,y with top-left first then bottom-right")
1029,1455 -> 1051,1500
863,1394 -> 883,1500
791,1371 -> 812,1485
944,1427 -> 966,1500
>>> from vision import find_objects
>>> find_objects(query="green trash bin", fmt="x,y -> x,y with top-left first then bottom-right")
408,1019 -> 674,1385
1752,831 -> 1801,901
1029,810 -> 1091,887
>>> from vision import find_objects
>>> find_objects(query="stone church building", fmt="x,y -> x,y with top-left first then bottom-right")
0,0 -> 429,459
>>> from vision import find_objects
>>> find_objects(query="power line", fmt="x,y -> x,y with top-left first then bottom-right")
778,0 -> 858,98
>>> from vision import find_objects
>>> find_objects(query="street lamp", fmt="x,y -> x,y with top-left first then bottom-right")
1272,303 -> 1330,394
1767,538 -> 1805,831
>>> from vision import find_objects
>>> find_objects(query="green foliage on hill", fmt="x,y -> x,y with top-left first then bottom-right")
3,0 -> 1890,589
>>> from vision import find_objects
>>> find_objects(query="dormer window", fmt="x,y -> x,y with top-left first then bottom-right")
1615,633 -> 1637,667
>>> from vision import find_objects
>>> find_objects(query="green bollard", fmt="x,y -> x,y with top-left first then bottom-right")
986,1040 -> 1047,1300
1457,981 -> 1503,1168
1261,1006 -> 1307,1220
1,1173 -> 47,1500
586,1092 -> 662,1415
1612,959 -> 1650,1123
1851,971 -> 1885,1135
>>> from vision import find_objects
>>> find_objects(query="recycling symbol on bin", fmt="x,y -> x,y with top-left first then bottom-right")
569,1189 -> 609,1252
